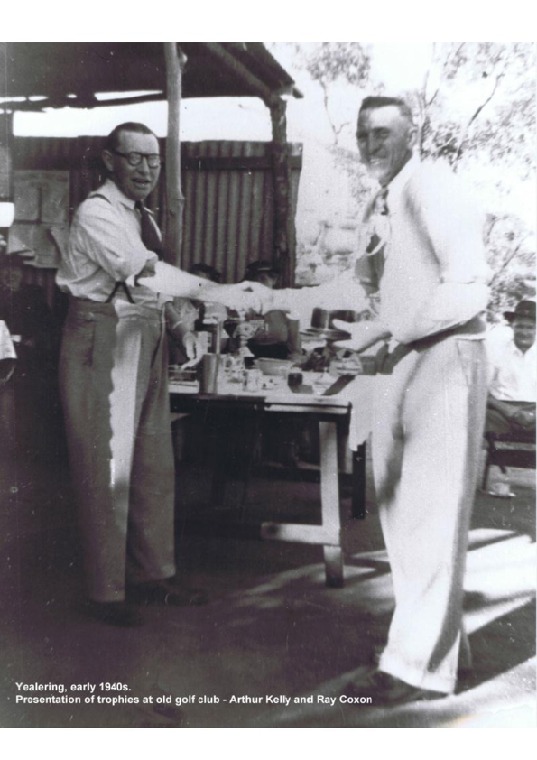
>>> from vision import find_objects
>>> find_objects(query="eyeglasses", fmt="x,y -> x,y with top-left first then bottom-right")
112,150 -> 162,168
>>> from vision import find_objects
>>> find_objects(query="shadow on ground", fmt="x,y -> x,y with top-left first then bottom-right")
0,446 -> 534,728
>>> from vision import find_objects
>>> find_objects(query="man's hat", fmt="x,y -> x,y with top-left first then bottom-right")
244,259 -> 280,279
504,300 -> 536,323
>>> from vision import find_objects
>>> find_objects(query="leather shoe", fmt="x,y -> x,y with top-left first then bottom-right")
85,600 -> 144,627
345,669 -> 446,706
127,578 -> 208,607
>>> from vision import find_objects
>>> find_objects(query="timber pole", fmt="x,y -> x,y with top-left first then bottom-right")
269,96 -> 295,287
163,42 -> 186,266
0,110 -> 15,248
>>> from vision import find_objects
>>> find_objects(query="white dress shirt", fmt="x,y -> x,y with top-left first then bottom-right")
363,156 -> 489,344
487,337 -> 536,402
269,156 -> 488,342
56,179 -> 165,309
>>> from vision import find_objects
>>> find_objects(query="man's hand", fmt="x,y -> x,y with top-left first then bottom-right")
214,281 -> 271,313
511,408 -> 536,430
332,319 -> 392,353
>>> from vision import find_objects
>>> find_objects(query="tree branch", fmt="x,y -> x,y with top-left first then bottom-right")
320,80 -> 341,146
488,233 -> 531,287
469,71 -> 505,130
455,68 -> 506,167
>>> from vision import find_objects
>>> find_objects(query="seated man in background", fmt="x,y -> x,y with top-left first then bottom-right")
243,259 -> 302,363
486,273 -> 536,354
486,300 -> 536,435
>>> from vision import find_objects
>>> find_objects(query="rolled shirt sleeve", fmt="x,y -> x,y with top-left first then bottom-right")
266,273 -> 369,326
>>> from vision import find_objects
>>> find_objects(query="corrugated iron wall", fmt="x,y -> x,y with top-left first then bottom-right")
12,136 -> 302,289
182,141 -> 278,283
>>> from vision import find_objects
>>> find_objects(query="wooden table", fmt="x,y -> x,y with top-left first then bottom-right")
169,376 -> 362,587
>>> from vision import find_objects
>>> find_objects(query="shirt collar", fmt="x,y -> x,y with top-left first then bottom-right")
101,178 -> 137,210
385,153 -> 421,202
510,340 -> 536,358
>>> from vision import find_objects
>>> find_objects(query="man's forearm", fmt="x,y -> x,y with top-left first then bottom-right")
385,282 -> 488,344
487,394 -> 516,420
134,262 -> 222,300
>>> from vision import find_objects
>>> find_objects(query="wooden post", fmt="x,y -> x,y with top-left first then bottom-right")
0,110 -> 15,243
163,42 -> 186,266
269,96 -> 295,287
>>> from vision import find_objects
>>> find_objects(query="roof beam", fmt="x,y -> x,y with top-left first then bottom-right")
0,92 -> 166,113
202,42 -> 281,106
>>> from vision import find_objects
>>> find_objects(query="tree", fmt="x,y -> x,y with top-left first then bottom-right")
294,42 -> 375,146
407,42 -> 536,314
416,42 -> 535,177
484,213 -> 536,316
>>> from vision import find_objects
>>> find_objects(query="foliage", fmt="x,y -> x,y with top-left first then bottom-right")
301,42 -> 372,88
417,42 -> 536,178
295,42 -> 377,145
484,213 -> 536,316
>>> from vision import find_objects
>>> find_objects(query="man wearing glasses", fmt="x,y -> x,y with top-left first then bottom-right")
57,122 -> 242,626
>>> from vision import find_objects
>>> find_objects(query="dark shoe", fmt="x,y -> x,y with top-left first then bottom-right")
345,669 -> 446,706
127,578 -> 208,607
85,600 -> 144,627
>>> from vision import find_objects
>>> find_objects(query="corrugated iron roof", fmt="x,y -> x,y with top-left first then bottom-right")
0,42 -> 302,109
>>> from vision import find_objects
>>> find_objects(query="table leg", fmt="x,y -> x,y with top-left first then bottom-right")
351,442 -> 367,519
319,420 -> 344,587
323,546 -> 344,588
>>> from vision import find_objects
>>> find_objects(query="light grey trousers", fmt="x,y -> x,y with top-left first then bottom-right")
372,336 -> 487,693
59,298 -> 176,602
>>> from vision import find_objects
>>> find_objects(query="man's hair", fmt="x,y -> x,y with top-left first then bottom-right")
189,263 -> 222,283
359,96 -> 414,125
103,122 -> 158,153
244,259 -> 280,282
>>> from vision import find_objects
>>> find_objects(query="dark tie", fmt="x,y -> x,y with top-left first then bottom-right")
135,200 -> 163,258
365,188 -> 389,257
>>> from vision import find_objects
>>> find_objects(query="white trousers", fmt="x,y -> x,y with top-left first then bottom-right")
60,299 -> 176,602
373,336 -> 486,693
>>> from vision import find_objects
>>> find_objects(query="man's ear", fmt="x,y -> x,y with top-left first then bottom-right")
408,124 -> 418,148
102,149 -> 114,174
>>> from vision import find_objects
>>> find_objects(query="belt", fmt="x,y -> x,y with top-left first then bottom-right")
67,295 -> 115,312
410,315 -> 485,351
375,315 -> 486,374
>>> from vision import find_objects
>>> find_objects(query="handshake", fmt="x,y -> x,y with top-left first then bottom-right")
136,261 -> 275,314
214,281 -> 273,314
